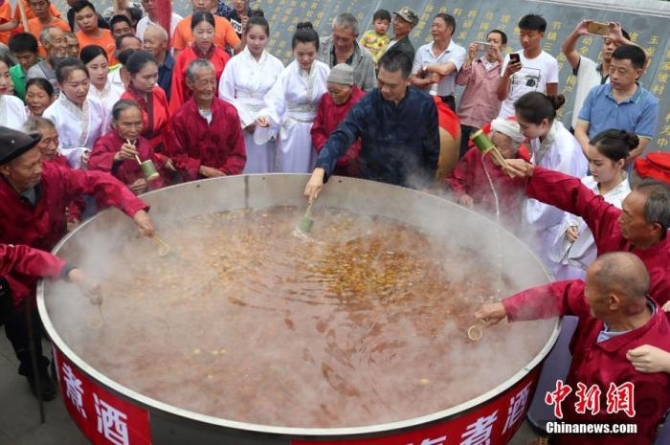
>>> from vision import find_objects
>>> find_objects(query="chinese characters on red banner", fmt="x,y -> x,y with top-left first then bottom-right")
54,348 -> 151,445
293,379 -> 536,445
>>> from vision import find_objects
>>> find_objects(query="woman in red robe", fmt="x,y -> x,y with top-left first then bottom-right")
169,11 -> 230,114
311,64 -> 365,178
89,99 -> 168,194
445,117 -> 529,228
120,50 -> 171,157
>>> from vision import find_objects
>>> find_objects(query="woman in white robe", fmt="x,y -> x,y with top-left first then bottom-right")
219,16 -> 284,174
514,92 -> 588,275
80,45 -> 124,113
43,58 -> 110,170
256,22 -> 329,174
551,130 -> 633,280
0,54 -> 27,130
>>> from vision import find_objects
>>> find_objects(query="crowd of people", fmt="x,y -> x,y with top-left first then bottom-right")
0,1 -> 669,443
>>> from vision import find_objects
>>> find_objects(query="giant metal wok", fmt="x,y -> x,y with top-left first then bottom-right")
38,174 -> 559,445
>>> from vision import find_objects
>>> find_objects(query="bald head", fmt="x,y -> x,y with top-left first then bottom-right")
588,252 -> 649,314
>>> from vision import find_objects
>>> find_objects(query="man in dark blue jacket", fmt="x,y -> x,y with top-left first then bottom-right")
304,50 -> 440,200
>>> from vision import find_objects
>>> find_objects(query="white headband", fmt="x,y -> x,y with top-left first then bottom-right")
490,118 -> 525,143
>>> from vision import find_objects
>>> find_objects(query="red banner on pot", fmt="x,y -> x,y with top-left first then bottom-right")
292,368 -> 538,445
54,347 -> 152,445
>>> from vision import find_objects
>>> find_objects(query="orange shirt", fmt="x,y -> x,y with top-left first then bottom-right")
29,17 -> 70,57
0,0 -> 12,45
76,28 -> 117,64
14,0 -> 61,22
172,15 -> 240,53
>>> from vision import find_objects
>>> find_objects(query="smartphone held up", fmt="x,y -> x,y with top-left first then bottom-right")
588,21 -> 610,36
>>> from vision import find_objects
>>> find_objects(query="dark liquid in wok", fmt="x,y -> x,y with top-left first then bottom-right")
56,207 -> 553,428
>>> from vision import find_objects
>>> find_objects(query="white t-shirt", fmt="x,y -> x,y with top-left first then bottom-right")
135,13 -> 183,39
498,50 -> 559,119
570,56 -> 605,129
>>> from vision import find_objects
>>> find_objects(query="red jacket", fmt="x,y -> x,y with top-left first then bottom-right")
446,147 -> 528,226
169,97 -> 246,181
503,280 -> 670,445
44,155 -> 85,223
0,244 -> 66,278
527,167 -> 670,305
89,130 -> 166,191
169,45 -> 229,114
311,86 -> 365,176
0,162 -> 148,305
121,86 -> 172,154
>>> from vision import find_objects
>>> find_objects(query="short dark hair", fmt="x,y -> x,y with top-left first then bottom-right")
26,77 -> 55,97
373,9 -> 391,23
110,14 -> 133,32
621,29 -> 631,41
489,29 -> 507,45
72,0 -> 96,14
518,14 -> 546,33
55,57 -> 88,83
292,22 -> 319,51
115,34 -> 141,50
612,44 -> 646,70
117,48 -> 136,66
8,33 -> 38,54
378,50 -> 412,79
125,6 -> 142,24
191,11 -> 215,31
435,13 -> 456,35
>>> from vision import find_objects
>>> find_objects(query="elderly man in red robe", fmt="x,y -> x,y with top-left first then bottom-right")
311,63 -> 365,178
170,58 -> 246,181
0,243 -> 99,301
504,160 -> 670,306
0,126 -> 154,400
476,252 -> 670,445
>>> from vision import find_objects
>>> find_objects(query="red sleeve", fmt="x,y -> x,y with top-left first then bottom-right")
88,134 -> 117,173
52,164 -> 149,218
218,106 -> 246,175
169,110 -> 201,180
0,244 -> 66,278
311,96 -> 328,153
502,279 -> 591,322
169,55 -> 186,114
445,147 -> 475,197
527,167 -> 622,245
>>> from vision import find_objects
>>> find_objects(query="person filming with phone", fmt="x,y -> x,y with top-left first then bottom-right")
496,14 -> 558,119
561,20 -> 640,133
455,30 -> 507,158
